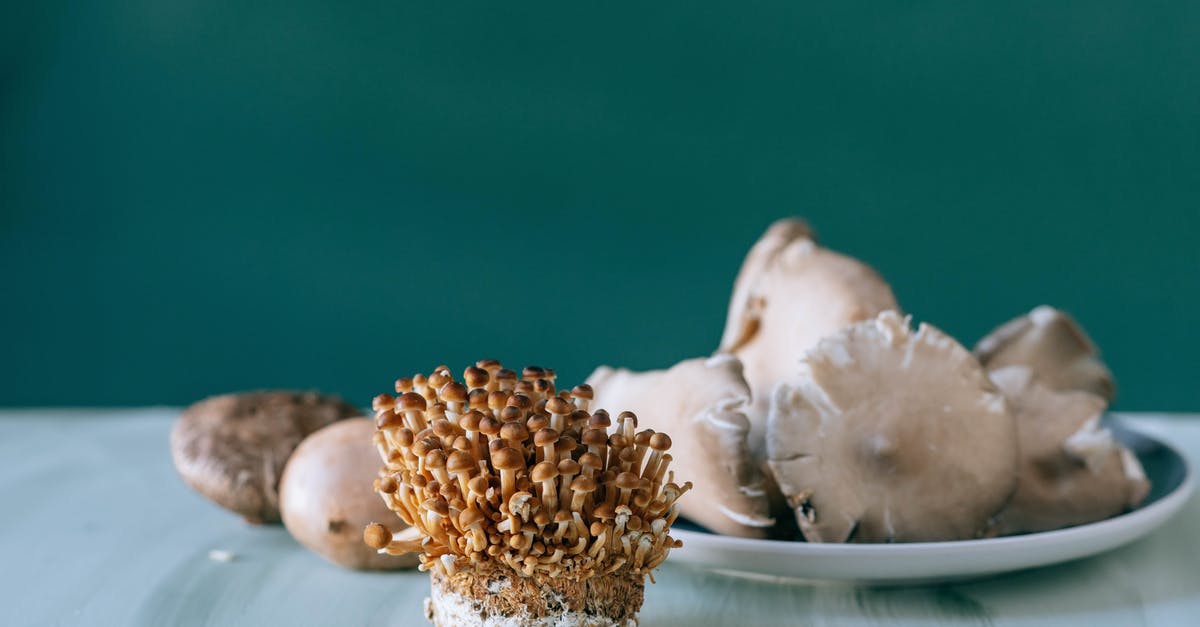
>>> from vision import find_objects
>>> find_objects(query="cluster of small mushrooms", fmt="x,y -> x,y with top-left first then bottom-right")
590,218 -> 1149,543
365,363 -> 689,626
168,216 -> 1152,622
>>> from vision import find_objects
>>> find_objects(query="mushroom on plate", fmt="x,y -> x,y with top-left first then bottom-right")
170,391 -> 360,523
988,366 -> 1149,535
974,306 -> 1115,401
717,219 -> 898,451
767,311 -> 1019,543
587,355 -> 775,537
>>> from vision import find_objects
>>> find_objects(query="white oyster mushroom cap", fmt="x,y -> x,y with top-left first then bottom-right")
718,218 -> 898,455
587,355 -> 776,538
767,311 -> 1019,543
989,366 -> 1149,535
975,306 -> 1115,401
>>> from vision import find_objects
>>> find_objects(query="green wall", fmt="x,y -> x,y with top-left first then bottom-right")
3,2 -> 1197,410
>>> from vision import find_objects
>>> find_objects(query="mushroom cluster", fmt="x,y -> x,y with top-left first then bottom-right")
365,362 -> 690,626
589,218 -> 1150,543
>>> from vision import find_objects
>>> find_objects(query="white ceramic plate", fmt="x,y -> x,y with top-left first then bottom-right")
671,423 -> 1194,584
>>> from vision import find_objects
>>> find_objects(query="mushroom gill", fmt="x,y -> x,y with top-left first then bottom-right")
766,311 -> 1019,543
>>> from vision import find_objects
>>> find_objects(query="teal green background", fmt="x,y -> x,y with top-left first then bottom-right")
2,2 -> 1197,409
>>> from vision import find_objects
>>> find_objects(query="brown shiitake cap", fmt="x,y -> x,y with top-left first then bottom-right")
617,411 -> 638,429
531,461 -> 559,483
170,390 -> 359,524
412,373 -> 428,388
582,428 -> 609,447
422,498 -> 450,517
557,459 -> 581,475
440,382 -> 468,404
534,379 -> 554,396
649,433 -> 672,451
492,447 -> 525,470
452,436 -> 472,452
545,396 -> 572,416
395,428 -> 415,448
634,430 -> 653,447
522,366 -> 547,380
459,410 -> 483,432
463,367 -> 490,389
467,476 -> 489,495
554,510 -> 573,524
608,433 -> 628,449
570,384 -> 594,400
397,392 -> 427,412
533,428 -> 560,448
496,369 -> 517,384
363,523 -> 393,549
411,437 -> 442,458
394,378 -> 413,393
446,451 -> 475,474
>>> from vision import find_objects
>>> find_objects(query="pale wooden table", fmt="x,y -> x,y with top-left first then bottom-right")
2,409 -> 1197,626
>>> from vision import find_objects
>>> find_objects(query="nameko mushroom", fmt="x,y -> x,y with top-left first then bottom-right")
766,311 -> 1020,543
717,218 -> 898,452
365,362 -> 691,627
586,355 -> 775,538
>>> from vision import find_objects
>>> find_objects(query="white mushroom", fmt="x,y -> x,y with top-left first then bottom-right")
717,219 -> 898,453
587,355 -> 775,537
767,311 -> 1019,543
974,306 -> 1115,401
988,366 -> 1149,535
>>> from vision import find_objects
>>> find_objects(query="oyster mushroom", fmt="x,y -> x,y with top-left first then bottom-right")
718,218 -> 898,451
587,355 -> 775,537
170,391 -> 360,523
974,306 -> 1115,401
767,311 -> 1019,543
989,366 -> 1149,535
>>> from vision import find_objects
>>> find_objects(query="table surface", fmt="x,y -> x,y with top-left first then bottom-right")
3,409 -> 1198,627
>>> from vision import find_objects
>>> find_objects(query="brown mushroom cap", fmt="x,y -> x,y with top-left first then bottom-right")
279,418 -> 418,569
974,306 -> 1115,401
767,311 -> 1019,543
170,390 -> 359,523
587,355 -> 774,537
988,366 -> 1149,534
716,219 -> 899,454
